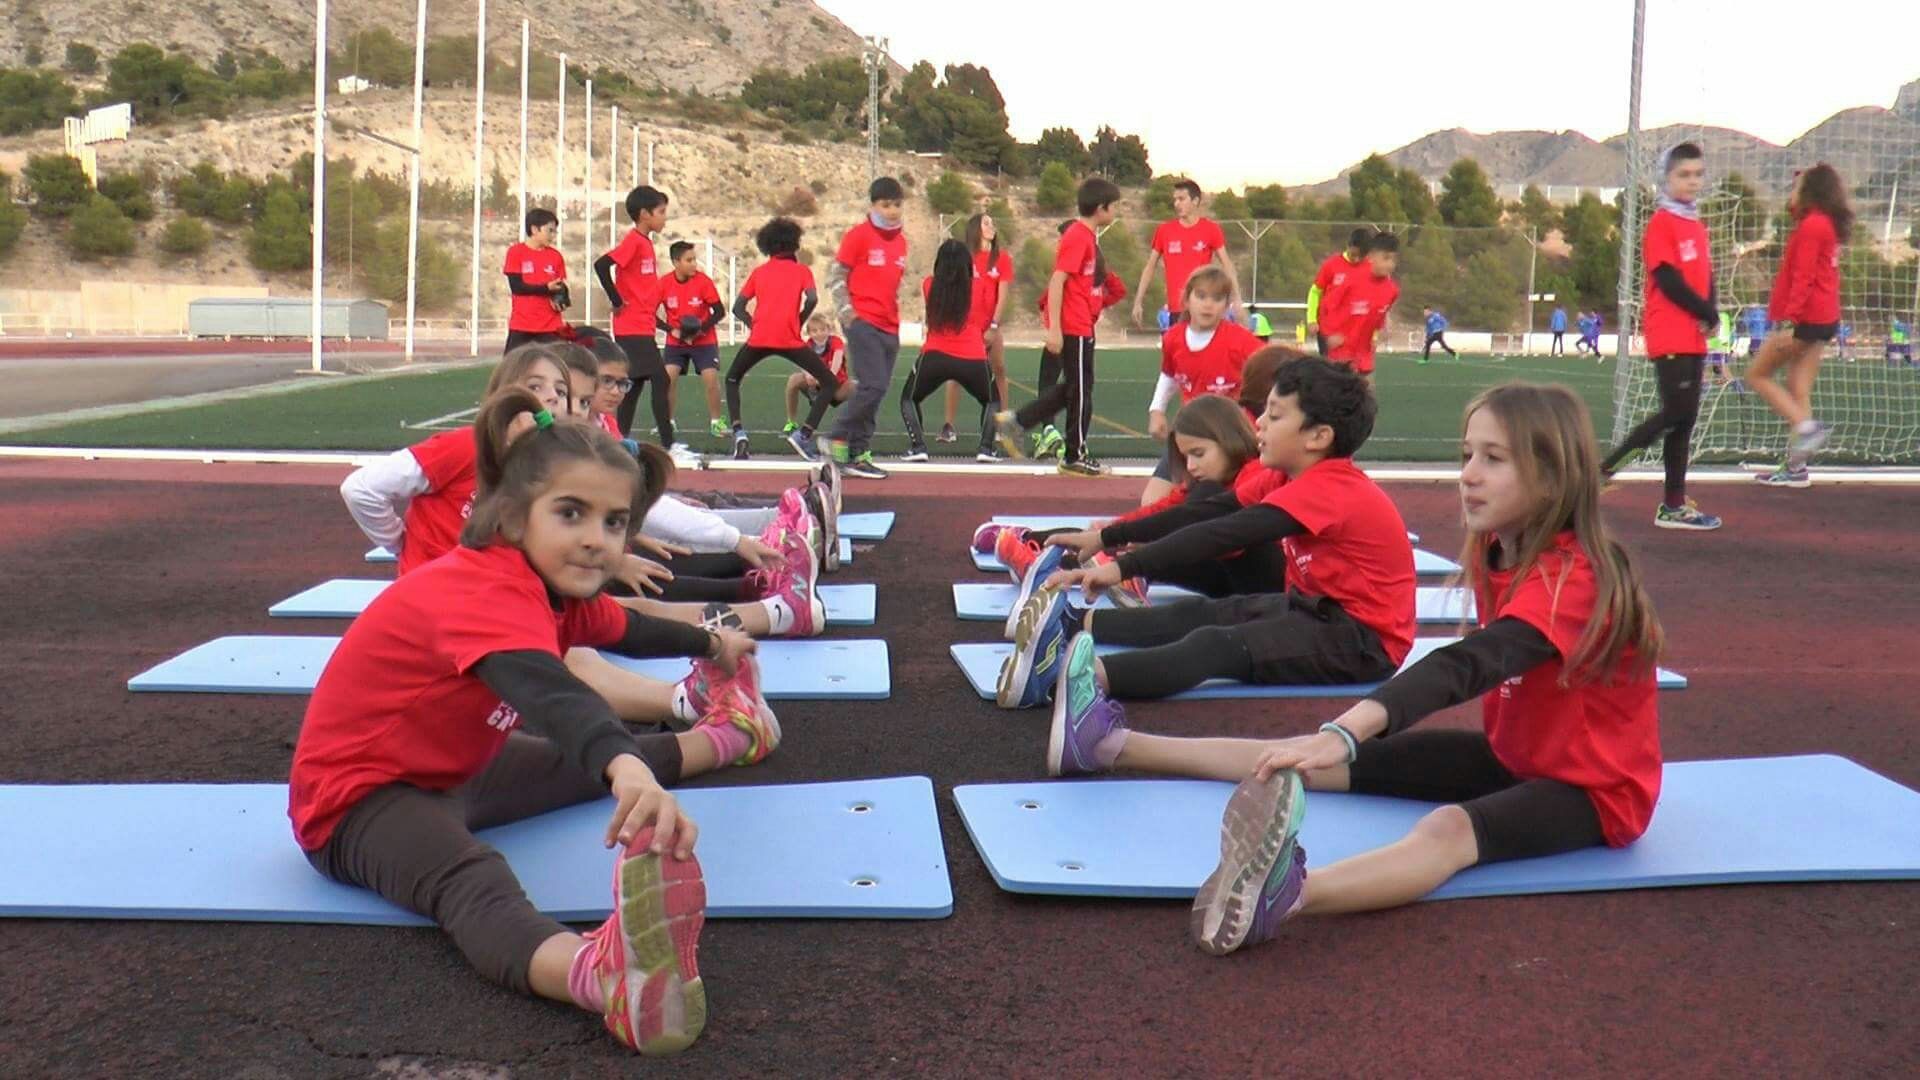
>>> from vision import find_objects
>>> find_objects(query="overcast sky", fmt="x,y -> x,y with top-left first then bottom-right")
816,0 -> 1920,189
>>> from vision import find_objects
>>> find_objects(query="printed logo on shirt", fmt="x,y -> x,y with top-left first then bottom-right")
484,701 -> 521,733
1678,238 -> 1698,263
1333,271 -> 1348,287
1167,240 -> 1184,254
641,259 -> 656,274
462,493 -> 475,520
1080,256 -> 1097,276
666,297 -> 679,310
520,260 -> 535,274
867,248 -> 887,267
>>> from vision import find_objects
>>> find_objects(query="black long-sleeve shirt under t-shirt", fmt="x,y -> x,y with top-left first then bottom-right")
592,254 -> 624,311
471,608 -> 709,783
1650,263 -> 1718,326
1363,617 -> 1558,735
1114,504 -> 1305,581
504,272 -> 549,297
1098,481 -> 1242,548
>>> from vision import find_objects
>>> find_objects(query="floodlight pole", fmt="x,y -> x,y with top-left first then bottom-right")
468,0 -> 487,359
862,36 -> 888,182
554,54 -> 566,245
609,105 -> 619,254
403,0 -> 428,363
311,0 -> 328,374
583,80 -> 593,323
518,20 -> 529,227
1614,0 -> 1647,372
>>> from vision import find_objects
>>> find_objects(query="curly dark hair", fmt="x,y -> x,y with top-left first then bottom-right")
755,217 -> 804,256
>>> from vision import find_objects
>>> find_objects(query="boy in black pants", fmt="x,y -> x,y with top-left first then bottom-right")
820,177 -> 909,479
999,358 -> 1417,706
996,178 -> 1122,475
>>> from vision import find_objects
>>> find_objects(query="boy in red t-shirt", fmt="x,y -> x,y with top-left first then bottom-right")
785,313 -> 847,436
998,177 -> 1124,475
722,217 -> 838,461
1000,358 -> 1415,708
1321,232 -> 1400,381
1600,143 -> 1722,530
593,186 -> 673,447
657,241 -> 729,442
502,208 -> 570,353
1134,179 -> 1241,329
1307,228 -> 1373,355
820,177 -> 909,479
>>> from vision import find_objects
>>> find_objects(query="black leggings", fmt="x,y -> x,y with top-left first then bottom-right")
1348,729 -> 1607,864
608,551 -> 755,604
727,344 -> 840,434
1014,336 -> 1095,461
1093,592 -> 1394,700
615,336 -> 674,446
1147,544 -> 1292,599
1601,354 -> 1704,507
503,329 -> 565,354
900,350 -> 999,451
1422,332 -> 1456,359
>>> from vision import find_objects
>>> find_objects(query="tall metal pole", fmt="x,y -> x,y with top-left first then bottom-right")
310,0 -> 328,374
468,0 -> 488,359
582,79 -> 593,323
608,105 -> 619,255
862,36 -> 887,182
647,141 -> 655,187
517,20 -> 528,227
553,54 -> 566,244
1524,226 -> 1539,355
402,0 -> 428,363
630,125 -> 638,186
1614,0 -> 1647,375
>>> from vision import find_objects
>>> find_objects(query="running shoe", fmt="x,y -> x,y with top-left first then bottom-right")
785,428 -> 820,462
1654,501 -> 1722,531
730,432 -> 750,461
805,483 -> 838,574
1756,465 -> 1811,489
582,827 -> 707,1054
772,526 -> 824,637
844,453 -> 888,480
1032,424 -> 1064,460
696,654 -> 781,765
1086,552 -> 1150,607
992,411 -> 1028,459
708,419 -> 728,438
901,445 -> 930,463
781,421 -> 799,436
971,522 -> 1010,555
1790,419 -> 1833,463
1058,457 -> 1108,477
775,488 -> 807,534
993,524 -> 1042,585
996,584 -> 1069,709
815,458 -> 843,515
677,658 -> 729,732
937,422 -> 959,444
976,446 -> 1008,463
1004,544 -> 1067,641
1046,631 -> 1128,777
1190,770 -> 1309,956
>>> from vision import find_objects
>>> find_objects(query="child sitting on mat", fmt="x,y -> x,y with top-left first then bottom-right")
1043,381 -> 1664,956
290,387 -> 789,1055
996,357 -> 1414,709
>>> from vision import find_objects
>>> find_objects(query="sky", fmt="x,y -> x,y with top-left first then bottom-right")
814,0 -> 1920,190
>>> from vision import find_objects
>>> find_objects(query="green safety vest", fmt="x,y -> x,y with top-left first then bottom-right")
1251,313 -> 1273,336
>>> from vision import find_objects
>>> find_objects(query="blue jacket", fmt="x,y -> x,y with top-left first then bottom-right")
1549,308 -> 1567,332
1425,311 -> 1447,335
1579,315 -> 1599,337
1741,308 -> 1768,338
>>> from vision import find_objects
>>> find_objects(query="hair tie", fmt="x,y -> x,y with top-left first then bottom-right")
533,409 -> 554,429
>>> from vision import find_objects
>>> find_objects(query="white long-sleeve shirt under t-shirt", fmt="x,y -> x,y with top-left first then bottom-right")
641,494 -> 742,553
339,449 -> 430,553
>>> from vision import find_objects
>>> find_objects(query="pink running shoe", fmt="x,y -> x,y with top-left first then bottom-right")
770,529 -> 825,638
971,522 -> 1005,554
582,826 -> 708,1054
705,654 -> 781,764
776,488 -> 807,533
1087,551 -> 1151,608
678,658 -> 730,730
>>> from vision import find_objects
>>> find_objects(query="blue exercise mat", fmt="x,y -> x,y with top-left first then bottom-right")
0,776 -> 950,923
839,511 -> 894,541
992,515 -> 1420,545
949,638 -> 1686,701
951,755 -> 1920,899
365,546 -> 395,564
972,546 -> 1458,576
950,582 -> 1473,625
270,579 -> 877,626
371,537 -> 852,564
131,637 -> 892,700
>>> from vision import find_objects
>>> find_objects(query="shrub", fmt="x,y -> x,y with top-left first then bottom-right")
808,178 -> 827,196
67,195 -> 137,259
157,215 -> 210,257
0,68 -> 79,135
1034,162 -> 1075,213
0,197 -> 25,259
64,42 -> 99,75
363,222 -> 460,311
926,171 -> 973,215
248,188 -> 310,271
97,170 -> 158,222
23,154 -> 92,217
778,185 -> 818,217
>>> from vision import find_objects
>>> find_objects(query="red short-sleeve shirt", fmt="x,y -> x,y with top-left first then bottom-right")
659,271 -> 722,347
1053,221 -> 1102,337
835,220 -> 909,333
1477,532 -> 1663,846
288,543 -> 628,850
1313,253 -> 1363,313
1152,218 -> 1228,306
1642,209 -> 1713,357
1160,321 -> 1262,404
1253,457 -> 1415,663
920,275 -> 992,361
399,428 -> 479,575
975,249 -> 1014,321
1325,273 -> 1399,373
605,229 -> 661,338
503,242 -> 567,334
740,257 -> 815,349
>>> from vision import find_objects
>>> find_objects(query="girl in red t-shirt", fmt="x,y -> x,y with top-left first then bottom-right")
1747,163 -> 1853,487
901,239 -> 1003,461
1047,381 -> 1665,955
292,389 -> 786,1054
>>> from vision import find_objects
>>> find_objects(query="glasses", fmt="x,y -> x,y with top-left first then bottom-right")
599,376 -> 634,392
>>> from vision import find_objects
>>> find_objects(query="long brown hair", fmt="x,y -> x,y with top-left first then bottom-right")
485,343 -> 570,398
462,387 -> 674,550
1791,163 -> 1855,239
1458,382 -> 1664,682
1166,394 -> 1259,487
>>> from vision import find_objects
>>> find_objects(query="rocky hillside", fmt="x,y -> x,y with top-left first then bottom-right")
1,0 -> 895,96
1305,76 -> 1920,198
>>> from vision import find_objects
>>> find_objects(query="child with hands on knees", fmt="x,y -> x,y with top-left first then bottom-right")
292,388 -> 782,1055
1043,382 -> 1664,957
784,313 -> 851,437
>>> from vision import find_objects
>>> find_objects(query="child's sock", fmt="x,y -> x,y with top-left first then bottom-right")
759,596 -> 796,635
1795,418 -> 1820,434
698,717 -> 752,765
567,940 -> 606,1011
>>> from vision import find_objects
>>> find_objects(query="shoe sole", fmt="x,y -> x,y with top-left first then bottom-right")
1756,476 -> 1812,489
1004,549 -> 1060,639
785,435 -> 819,461
807,485 -> 839,573
1189,771 -> 1305,957
1654,517 -> 1722,530
996,590 -> 1060,709
901,452 -> 929,462
1044,633 -> 1093,776
614,843 -> 709,1054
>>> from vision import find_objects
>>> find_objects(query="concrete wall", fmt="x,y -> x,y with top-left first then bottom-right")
0,282 -> 272,336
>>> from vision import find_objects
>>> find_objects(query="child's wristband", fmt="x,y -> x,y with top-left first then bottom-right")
1318,721 -> 1360,764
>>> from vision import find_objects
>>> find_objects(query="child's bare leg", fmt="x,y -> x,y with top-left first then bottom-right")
566,648 -> 673,720
1786,346 -> 1826,414
1138,477 -> 1175,507
1298,806 -> 1478,915
784,374 -> 807,425
664,368 -> 680,419
616,595 -> 773,637
701,369 -> 724,423
1745,332 -> 1813,426
944,382 -> 961,428
529,932 -> 589,1004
